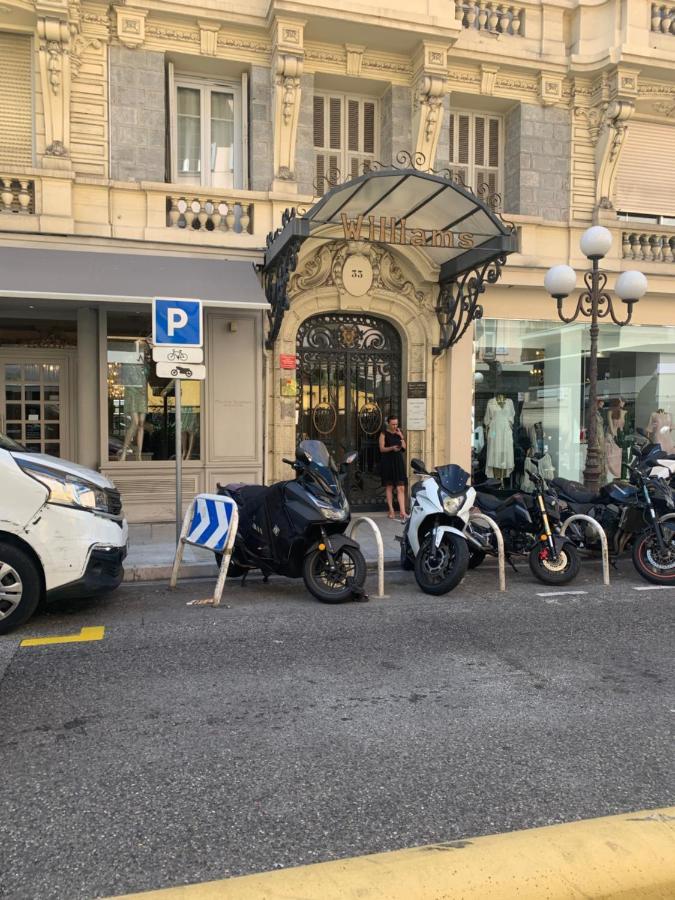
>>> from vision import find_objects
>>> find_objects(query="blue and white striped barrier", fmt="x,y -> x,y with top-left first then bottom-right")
170,493 -> 239,606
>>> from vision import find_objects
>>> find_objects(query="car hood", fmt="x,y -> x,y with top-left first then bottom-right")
12,452 -> 116,490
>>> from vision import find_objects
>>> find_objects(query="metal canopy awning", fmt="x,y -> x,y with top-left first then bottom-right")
262,164 -> 518,353
0,246 -> 268,308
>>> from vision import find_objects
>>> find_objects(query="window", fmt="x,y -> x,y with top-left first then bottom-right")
313,93 -> 377,194
172,77 -> 242,189
448,111 -> 502,196
107,313 -> 201,462
473,318 -> 675,488
0,31 -> 33,168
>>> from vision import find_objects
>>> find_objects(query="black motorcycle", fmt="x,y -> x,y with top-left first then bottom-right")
216,440 -> 367,603
552,458 -> 675,585
468,457 -> 580,585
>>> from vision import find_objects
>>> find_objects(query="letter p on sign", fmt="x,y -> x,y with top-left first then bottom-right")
153,298 -> 203,347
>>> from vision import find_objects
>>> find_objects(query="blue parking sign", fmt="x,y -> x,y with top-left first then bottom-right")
153,297 -> 203,347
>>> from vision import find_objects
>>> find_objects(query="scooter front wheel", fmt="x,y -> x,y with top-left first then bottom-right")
414,533 -> 469,595
303,545 -> 367,603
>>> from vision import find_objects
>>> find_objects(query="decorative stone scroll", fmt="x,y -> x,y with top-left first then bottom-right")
271,18 -> 304,185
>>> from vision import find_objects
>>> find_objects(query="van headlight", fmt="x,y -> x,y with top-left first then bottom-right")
18,460 -> 112,514
443,494 -> 465,515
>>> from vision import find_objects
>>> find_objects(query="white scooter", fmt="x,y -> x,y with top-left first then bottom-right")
399,458 -> 476,595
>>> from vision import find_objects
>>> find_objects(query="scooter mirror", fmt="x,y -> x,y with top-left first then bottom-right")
411,458 -> 429,475
343,450 -> 358,465
296,447 -> 311,464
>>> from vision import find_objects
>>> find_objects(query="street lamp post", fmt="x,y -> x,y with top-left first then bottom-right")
544,226 -> 648,493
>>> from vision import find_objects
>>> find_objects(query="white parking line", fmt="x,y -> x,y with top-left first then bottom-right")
536,590 -> 588,597
632,585 -> 675,592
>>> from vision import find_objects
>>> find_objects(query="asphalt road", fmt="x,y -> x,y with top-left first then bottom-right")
0,560 -> 673,899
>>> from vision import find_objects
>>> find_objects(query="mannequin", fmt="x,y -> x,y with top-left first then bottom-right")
181,406 -> 198,460
606,398 -> 626,479
484,393 -> 515,480
119,342 -> 149,461
646,408 -> 673,453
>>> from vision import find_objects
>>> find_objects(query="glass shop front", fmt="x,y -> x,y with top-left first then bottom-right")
472,319 -> 675,488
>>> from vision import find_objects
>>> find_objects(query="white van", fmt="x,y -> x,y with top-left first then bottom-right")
0,433 -> 128,634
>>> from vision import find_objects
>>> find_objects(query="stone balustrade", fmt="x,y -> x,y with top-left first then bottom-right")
457,2 -> 524,35
651,4 -> 675,33
166,196 -> 254,234
0,177 -> 35,215
622,230 -> 675,263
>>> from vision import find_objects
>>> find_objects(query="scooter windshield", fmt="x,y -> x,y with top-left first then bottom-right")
299,440 -> 340,497
435,464 -> 470,495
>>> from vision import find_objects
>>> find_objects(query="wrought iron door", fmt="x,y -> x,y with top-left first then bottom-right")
296,313 -> 402,509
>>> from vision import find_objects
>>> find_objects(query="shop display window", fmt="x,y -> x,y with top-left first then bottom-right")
107,313 -> 201,462
473,319 -> 675,489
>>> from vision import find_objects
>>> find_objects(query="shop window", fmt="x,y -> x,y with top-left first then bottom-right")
448,111 -> 502,196
473,318 -> 675,490
169,74 -> 244,189
106,313 -> 201,462
313,93 -> 377,194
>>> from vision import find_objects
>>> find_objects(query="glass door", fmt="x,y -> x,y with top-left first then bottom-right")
0,358 -> 69,457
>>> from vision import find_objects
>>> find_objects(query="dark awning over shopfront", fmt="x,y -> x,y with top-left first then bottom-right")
0,246 -> 268,308
262,164 -> 518,353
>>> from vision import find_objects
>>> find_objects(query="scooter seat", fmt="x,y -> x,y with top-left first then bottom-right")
551,478 -> 596,504
411,481 -> 425,498
475,492 -> 524,513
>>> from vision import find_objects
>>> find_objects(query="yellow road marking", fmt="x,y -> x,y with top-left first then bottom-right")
110,805 -> 675,899
21,626 -> 105,647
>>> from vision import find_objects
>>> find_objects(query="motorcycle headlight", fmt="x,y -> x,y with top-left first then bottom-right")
18,460 -> 111,515
320,506 -> 348,521
443,494 -> 465,515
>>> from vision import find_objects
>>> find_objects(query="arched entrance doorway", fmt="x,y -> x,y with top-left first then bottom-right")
296,312 -> 402,509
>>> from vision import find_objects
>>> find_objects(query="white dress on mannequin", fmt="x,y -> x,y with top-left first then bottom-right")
484,397 -> 515,477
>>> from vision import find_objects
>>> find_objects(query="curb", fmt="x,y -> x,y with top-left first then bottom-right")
110,806 -> 675,899
123,558 -> 402,584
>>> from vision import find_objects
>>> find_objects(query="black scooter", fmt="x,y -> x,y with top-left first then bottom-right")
216,440 -> 367,603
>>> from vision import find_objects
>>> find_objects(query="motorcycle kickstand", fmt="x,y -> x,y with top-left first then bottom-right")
506,555 -> 519,574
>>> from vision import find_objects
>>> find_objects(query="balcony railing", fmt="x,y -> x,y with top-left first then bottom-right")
651,4 -> 675,33
166,196 -> 253,234
456,2 -> 524,35
0,177 -> 35,215
622,230 -> 675,263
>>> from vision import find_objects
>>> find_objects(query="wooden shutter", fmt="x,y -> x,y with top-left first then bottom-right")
448,112 -> 470,185
475,114 -> 501,196
313,95 -> 341,193
615,121 -> 675,216
0,32 -> 32,168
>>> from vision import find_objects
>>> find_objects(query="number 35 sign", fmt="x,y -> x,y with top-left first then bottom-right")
342,254 -> 373,298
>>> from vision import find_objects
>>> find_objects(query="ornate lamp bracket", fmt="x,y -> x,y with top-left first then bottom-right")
556,268 -> 635,327
432,254 -> 507,356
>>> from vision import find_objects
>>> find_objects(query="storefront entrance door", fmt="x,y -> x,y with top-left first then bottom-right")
296,313 -> 402,510
0,353 -> 71,458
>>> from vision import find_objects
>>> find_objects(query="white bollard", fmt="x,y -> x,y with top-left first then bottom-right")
468,511 -> 506,592
560,513 -> 610,586
347,516 -> 386,598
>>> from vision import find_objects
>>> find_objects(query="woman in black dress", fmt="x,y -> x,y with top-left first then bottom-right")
378,415 -> 408,520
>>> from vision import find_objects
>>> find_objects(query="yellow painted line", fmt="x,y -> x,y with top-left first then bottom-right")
21,626 -> 105,647
110,806 -> 675,900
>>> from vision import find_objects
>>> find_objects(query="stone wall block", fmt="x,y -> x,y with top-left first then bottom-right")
249,65 -> 273,192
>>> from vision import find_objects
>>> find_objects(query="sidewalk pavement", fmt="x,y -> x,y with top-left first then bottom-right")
124,511 -> 405,582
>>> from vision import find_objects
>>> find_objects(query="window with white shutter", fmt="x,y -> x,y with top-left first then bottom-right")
0,32 -> 33,168
313,93 -> 377,194
448,111 -> 502,196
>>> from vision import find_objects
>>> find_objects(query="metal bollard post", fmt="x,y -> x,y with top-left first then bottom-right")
468,511 -> 506,592
347,516 -> 386,598
560,513 -> 610,586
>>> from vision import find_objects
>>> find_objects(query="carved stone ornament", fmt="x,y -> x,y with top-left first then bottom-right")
273,52 -> 303,181
480,64 -> 499,96
539,73 -> 563,107
198,20 -> 220,56
345,44 -> 365,77
290,241 -> 427,308
414,74 -> 447,168
577,98 -> 635,210
37,16 -> 72,157
115,5 -> 147,49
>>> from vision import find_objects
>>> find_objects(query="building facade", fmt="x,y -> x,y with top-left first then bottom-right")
1,0 -> 674,520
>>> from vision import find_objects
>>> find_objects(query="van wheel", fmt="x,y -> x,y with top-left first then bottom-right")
0,543 -> 42,635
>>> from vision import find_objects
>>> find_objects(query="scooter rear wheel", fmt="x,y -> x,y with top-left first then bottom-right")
303,545 -> 367,603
